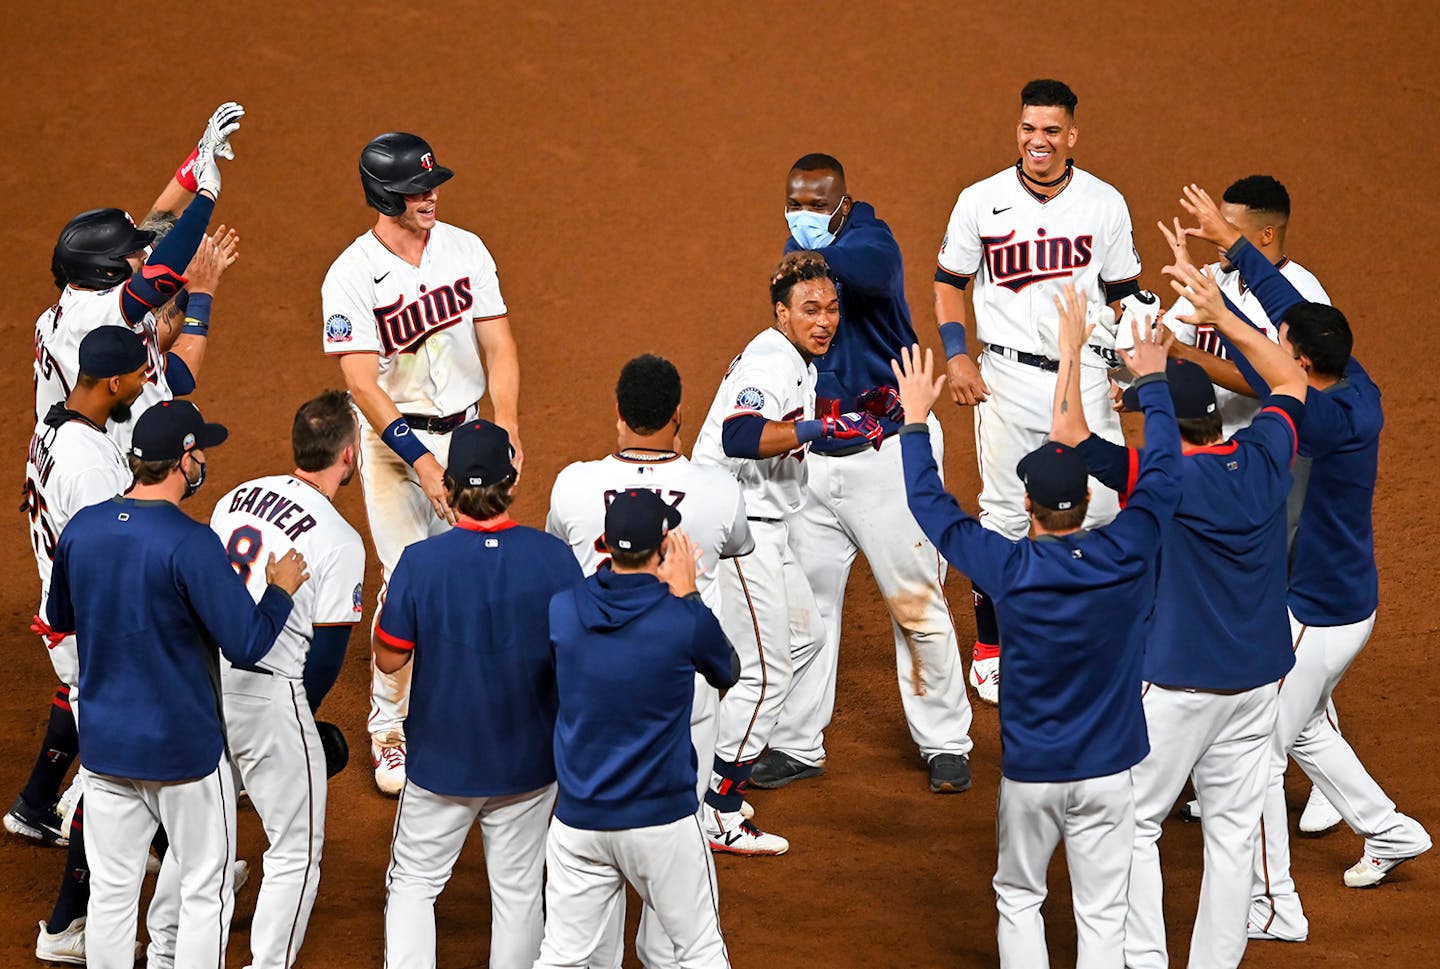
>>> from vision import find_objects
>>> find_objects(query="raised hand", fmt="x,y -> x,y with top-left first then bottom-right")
200,101 -> 245,159
1179,183 -> 1241,249
1117,315 -> 1174,378
1162,261 -> 1228,329
657,529 -> 700,597
891,344 -> 949,424
184,227 -> 238,296
1053,285 -> 1096,357
823,412 -> 885,450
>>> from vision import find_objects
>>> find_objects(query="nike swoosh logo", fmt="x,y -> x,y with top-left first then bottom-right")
992,206 -> 1012,215
373,272 -> 390,284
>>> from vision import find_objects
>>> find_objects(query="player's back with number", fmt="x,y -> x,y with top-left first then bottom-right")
210,474 -> 365,677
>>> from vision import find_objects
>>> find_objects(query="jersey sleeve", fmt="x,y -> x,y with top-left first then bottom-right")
375,552 -> 418,650
44,532 -> 76,635
936,190 -> 982,281
1074,435 -> 1139,499
1099,193 -> 1142,286
468,236 -> 508,321
1161,294 -> 1199,344
545,467 -> 578,543
321,256 -> 383,355
59,465 -> 128,524
720,361 -> 787,422
312,533 -> 367,625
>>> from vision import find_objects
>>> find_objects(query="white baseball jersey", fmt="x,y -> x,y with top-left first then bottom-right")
34,286 -> 173,452
25,412 -> 132,605
210,475 -> 366,678
1164,258 -> 1329,435
692,327 -> 817,520
547,453 -> 753,611
320,221 -> 507,418
937,165 -> 1142,357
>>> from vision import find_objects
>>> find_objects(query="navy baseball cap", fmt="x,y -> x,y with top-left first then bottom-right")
1017,442 -> 1090,511
447,420 -> 515,487
129,400 -> 228,460
1122,360 -> 1217,420
78,327 -> 147,379
605,488 -> 682,553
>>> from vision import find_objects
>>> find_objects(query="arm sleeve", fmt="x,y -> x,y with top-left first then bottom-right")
1211,292 -> 1272,397
936,191 -> 982,280
121,194 -> 215,325
177,530 -> 294,667
1099,196 -> 1143,286
817,229 -> 902,297
303,624 -> 352,713
467,236 -> 508,320
44,536 -> 76,635
721,413 -> 768,459
311,538 -> 367,625
1074,434 -> 1139,496
164,353 -> 196,395
897,425 -> 1012,593
374,554 -> 418,650
690,603 -> 739,690
1227,237 -> 1306,325
321,259 -> 383,355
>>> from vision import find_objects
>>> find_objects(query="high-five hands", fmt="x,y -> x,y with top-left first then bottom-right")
891,345 -> 948,425
1053,286 -> 1096,357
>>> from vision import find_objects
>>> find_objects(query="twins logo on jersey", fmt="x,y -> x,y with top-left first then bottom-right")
981,230 -> 1094,292
373,278 -> 475,355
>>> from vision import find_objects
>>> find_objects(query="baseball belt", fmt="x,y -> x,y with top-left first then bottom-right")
985,343 -> 1060,373
399,409 -> 473,434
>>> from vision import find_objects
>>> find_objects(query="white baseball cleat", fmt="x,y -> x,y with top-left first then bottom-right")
1246,919 -> 1307,943
704,809 -> 789,856
1344,848 -> 1428,888
969,656 -> 999,705
1299,786 -> 1343,834
35,917 -> 86,965
372,739 -> 407,796
739,800 -> 755,820
234,858 -> 251,892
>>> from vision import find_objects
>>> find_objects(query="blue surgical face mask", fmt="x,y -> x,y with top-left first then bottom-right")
785,199 -> 845,249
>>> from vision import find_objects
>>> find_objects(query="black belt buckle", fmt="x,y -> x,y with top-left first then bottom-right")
400,410 -> 467,434
989,344 -> 1059,373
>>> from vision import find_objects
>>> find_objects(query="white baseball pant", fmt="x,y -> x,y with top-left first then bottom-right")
83,761 -> 238,969
1126,683 -> 1277,969
223,668 -> 327,969
534,815 -> 729,969
359,418 -> 467,741
1250,611 -> 1430,937
973,350 -> 1121,541
774,412 -> 972,766
995,769 -> 1134,969
42,627 -> 78,690
385,780 -> 555,969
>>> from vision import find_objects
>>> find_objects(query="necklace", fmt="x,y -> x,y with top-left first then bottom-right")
1017,157 -> 1074,188
617,448 -> 678,461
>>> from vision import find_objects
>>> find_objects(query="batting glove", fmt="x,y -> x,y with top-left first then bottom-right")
29,614 -> 66,650
857,386 -> 905,424
199,101 -> 244,160
194,140 -> 222,199
823,411 -> 885,450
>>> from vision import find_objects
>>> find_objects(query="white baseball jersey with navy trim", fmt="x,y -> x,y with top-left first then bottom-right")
937,165 -> 1141,356
1164,258 -> 1330,436
25,414 -> 132,606
546,453 -> 753,610
210,474 -> 366,678
34,287 -> 173,452
320,222 -> 507,418
692,327 -> 817,521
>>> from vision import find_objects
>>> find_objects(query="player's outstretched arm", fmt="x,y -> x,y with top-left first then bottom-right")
934,282 -> 989,406
723,410 -> 883,459
339,353 -> 456,524
476,315 -> 523,475
1050,286 -> 1094,447
144,102 -> 245,223
162,227 -> 239,383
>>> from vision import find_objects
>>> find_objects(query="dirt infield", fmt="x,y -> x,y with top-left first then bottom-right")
3,3 -> 1436,965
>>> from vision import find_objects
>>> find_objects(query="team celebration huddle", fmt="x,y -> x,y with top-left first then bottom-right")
8,77 -> 1424,969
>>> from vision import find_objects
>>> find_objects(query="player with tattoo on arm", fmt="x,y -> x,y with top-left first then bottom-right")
322,132 -> 521,796
893,304 -> 1180,968
934,79 -> 1155,705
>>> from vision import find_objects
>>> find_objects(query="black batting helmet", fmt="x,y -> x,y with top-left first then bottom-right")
359,133 -> 454,216
53,209 -> 155,290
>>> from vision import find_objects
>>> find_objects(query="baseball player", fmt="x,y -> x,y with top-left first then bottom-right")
892,296 -> 1180,968
694,251 -> 886,845
321,131 -> 521,795
536,492 -> 738,969
1170,188 -> 1430,938
934,79 -> 1152,704
1166,175 -> 1338,832
44,400 -> 308,969
36,102 -> 244,454
209,390 -> 366,969
20,328 -> 147,963
755,155 -> 974,795
547,353 -> 752,968
377,420 -> 580,969
1060,219 -> 1308,969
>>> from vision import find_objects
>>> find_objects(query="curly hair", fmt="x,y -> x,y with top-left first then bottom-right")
616,355 -> 682,435
770,251 -> 836,311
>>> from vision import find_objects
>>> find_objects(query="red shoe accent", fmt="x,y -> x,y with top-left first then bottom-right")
973,641 -> 1000,661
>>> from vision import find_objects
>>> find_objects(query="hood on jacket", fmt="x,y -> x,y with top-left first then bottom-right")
575,568 -> 671,632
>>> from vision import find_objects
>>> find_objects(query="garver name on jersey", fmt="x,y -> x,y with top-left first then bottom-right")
226,484 -> 319,540
374,277 -> 474,355
982,230 -> 1093,293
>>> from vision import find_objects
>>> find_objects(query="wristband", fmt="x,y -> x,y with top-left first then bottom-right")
175,146 -> 200,193
381,417 -> 431,466
794,419 -> 824,444
181,292 -> 212,336
939,322 -> 968,359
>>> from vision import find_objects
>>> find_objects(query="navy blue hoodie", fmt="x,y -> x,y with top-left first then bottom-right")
548,569 -> 735,830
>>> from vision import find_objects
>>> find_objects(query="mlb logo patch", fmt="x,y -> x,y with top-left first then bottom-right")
352,582 -> 363,614
325,314 -> 353,343
735,387 -> 765,411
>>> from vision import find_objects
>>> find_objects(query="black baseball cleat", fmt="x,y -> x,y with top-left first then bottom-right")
928,753 -> 972,794
3,795 -> 67,847
748,750 -> 825,790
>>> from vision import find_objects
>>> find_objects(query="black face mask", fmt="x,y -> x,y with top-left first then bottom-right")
182,455 -> 207,500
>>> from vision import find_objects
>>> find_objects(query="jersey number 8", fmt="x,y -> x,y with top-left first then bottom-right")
226,525 -> 264,582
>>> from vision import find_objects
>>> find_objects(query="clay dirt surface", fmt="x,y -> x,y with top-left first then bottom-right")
2,2 -> 1436,966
